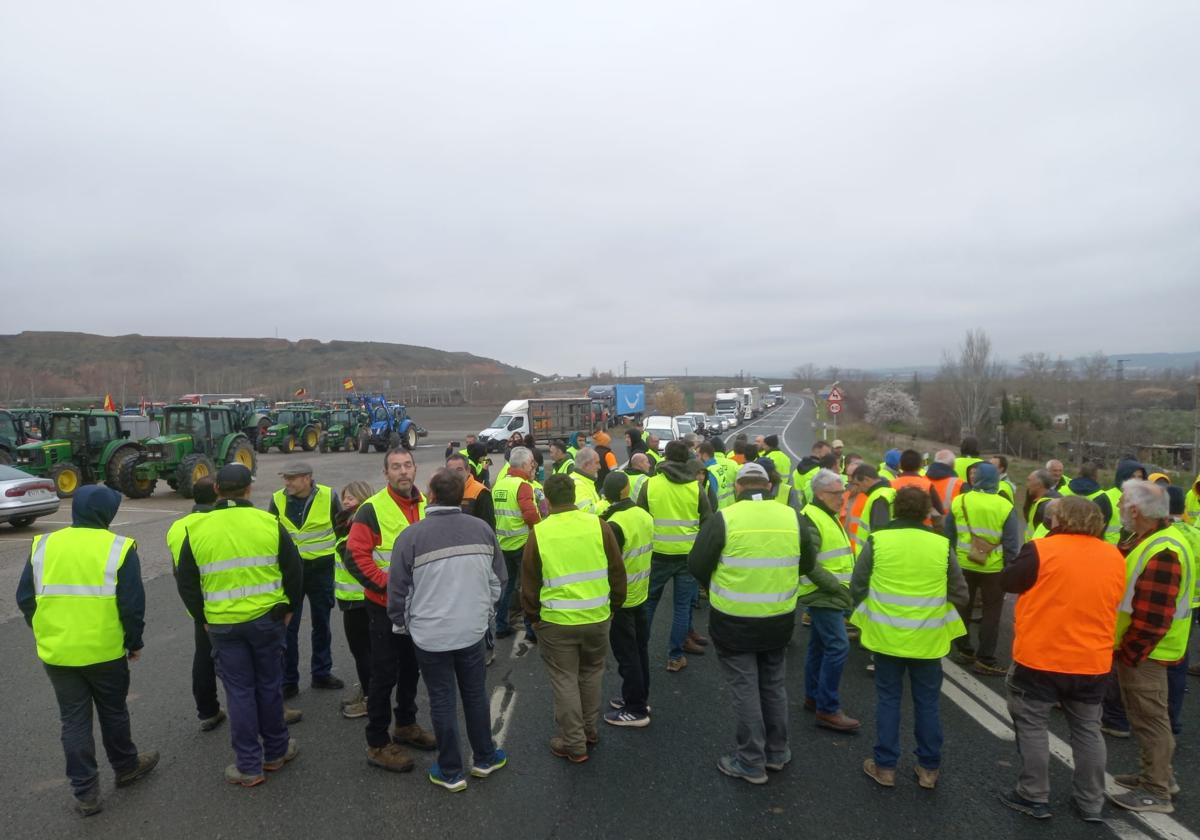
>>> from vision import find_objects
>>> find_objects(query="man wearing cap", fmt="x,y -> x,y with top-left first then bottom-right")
689,462 -> 851,783
831,439 -> 845,472
176,464 -> 304,786
268,462 -> 344,698
600,472 -> 656,727
793,440 -> 832,507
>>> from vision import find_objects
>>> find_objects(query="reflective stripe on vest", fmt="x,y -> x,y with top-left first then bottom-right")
492,475 -> 531,550
798,503 -> 853,598
1116,530 -> 1195,662
571,472 -> 603,515
626,471 -> 649,505
182,505 -> 288,624
951,491 -> 1012,573
646,474 -> 701,555
606,505 -> 654,608
536,509 -> 611,625
333,532 -> 364,602
855,486 -> 896,546
1171,521 -> 1200,608
30,529 -> 132,666
361,488 -> 425,571
273,485 -> 336,560
849,527 -> 965,659
709,500 -> 800,619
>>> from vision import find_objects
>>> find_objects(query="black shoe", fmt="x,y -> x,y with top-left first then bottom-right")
494,628 -> 515,640
525,631 -> 538,644
999,789 -> 1052,820
1069,799 -> 1103,823
312,674 -> 345,690
74,790 -> 103,817
283,684 -> 299,699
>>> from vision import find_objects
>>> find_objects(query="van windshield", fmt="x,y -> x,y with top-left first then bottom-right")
488,414 -> 513,430
648,428 -> 675,441
715,400 -> 739,412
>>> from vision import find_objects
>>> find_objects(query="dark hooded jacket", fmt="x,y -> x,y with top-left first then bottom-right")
924,461 -> 956,482
16,485 -> 146,653
943,462 -> 1022,564
1114,458 -> 1146,490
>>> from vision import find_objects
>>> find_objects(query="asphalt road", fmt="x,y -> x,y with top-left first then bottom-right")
1,397 -> 1197,839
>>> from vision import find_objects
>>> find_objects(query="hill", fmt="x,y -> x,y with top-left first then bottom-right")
0,332 -> 539,404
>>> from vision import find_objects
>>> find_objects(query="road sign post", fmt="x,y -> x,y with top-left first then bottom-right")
826,386 -> 843,439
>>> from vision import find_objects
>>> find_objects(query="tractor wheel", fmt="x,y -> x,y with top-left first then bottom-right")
403,427 -> 417,450
358,430 -> 370,454
302,426 -> 319,451
49,463 -> 84,498
117,451 -> 157,499
388,431 -> 401,450
318,432 -> 329,454
176,454 -> 215,499
226,439 -> 256,471
256,438 -> 269,454
280,434 -> 296,454
0,449 -> 12,466
105,448 -> 138,493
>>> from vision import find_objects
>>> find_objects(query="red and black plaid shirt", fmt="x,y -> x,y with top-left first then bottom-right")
1118,524 -> 1183,667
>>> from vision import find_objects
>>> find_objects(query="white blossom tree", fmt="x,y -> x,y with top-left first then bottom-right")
865,381 -> 919,428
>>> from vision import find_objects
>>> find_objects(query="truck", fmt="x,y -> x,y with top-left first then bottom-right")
478,398 -> 591,452
714,391 -> 742,426
613,384 -> 645,423
585,384 -> 646,427
739,386 -> 762,420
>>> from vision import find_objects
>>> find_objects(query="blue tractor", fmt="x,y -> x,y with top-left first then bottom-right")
356,394 -> 427,453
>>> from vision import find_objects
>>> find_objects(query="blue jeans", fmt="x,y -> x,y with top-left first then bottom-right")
43,657 -> 140,797
646,555 -> 698,660
414,637 -> 495,779
284,556 -> 335,687
804,606 -> 850,714
209,614 -> 290,775
873,653 -> 943,770
495,548 -> 532,635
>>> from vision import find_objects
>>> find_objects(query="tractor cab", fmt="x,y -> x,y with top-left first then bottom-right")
15,410 -> 140,497
137,405 -> 256,498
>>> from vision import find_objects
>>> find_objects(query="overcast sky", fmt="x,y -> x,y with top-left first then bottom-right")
2,2 -> 1197,377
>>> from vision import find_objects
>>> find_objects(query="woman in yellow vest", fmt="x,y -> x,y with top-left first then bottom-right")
851,486 -> 968,789
333,480 -> 375,719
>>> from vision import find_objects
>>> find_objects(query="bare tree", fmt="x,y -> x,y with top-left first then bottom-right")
939,329 -> 1002,438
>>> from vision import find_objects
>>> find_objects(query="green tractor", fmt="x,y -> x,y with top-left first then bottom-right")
317,407 -> 367,452
0,410 -> 32,465
258,404 -> 323,454
133,404 -> 257,498
13,410 -> 146,498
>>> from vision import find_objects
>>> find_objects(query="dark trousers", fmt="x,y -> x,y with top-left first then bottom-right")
873,653 -> 943,770
494,547 -> 532,635
192,619 -> 220,719
954,570 -> 1004,664
44,657 -> 140,797
364,601 -> 421,748
414,637 -> 495,778
209,614 -> 290,775
609,603 -> 651,713
342,605 -> 372,693
284,556 -> 335,687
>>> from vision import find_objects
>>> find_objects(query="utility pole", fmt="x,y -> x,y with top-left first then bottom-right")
623,360 -> 628,379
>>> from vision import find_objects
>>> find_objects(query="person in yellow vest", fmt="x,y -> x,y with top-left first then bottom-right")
549,439 -> 574,475
332,480 -> 376,719
599,472 -> 656,726
990,455 -> 1016,504
763,434 -> 790,481
1046,459 -> 1072,495
852,486 -> 968,789
944,462 -> 1021,676
638,440 -> 713,671
792,440 -> 832,505
1185,475 -> 1200,526
688,462 -> 850,784
522,474 -> 627,762
166,476 -> 225,731
712,439 -> 741,504
995,496 -> 1126,822
175,464 -> 303,787
800,469 -> 860,731
847,464 -> 896,549
623,452 -> 653,505
570,447 -> 606,515
17,485 -> 159,816
344,447 -> 437,772
645,434 -> 663,470
491,446 -> 542,641
955,437 -> 983,483
1104,480 -> 1193,814
268,462 -> 344,698
1021,469 -> 1060,543
1063,461 -> 1121,544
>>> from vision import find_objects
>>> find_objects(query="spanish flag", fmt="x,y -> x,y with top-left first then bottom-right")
342,378 -> 355,391
103,394 -> 116,412
294,387 -> 307,398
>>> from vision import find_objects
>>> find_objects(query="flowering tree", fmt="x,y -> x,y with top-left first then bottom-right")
865,381 -> 919,429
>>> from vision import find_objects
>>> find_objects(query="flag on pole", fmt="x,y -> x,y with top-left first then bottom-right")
103,394 -> 116,412
294,387 -> 308,398
342,378 -> 355,391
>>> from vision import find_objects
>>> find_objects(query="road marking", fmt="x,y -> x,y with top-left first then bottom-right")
490,683 -> 517,748
940,680 -> 1014,740
941,661 -> 1198,840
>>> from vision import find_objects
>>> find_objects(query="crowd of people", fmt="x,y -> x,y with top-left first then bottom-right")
14,420 -> 1200,823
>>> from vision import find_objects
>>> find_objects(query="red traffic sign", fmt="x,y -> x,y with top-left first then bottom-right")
828,402 -> 843,414
827,386 -> 844,402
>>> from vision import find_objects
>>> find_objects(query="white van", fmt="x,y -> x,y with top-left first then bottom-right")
643,415 -> 678,454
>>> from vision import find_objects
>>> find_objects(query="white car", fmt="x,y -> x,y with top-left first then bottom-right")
0,464 -> 60,528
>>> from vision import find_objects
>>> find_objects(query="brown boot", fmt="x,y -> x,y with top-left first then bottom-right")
816,710 -> 861,732
666,656 -> 688,672
392,723 -> 437,751
367,742 -> 415,773
683,638 -> 706,655
915,766 -> 940,790
284,707 -> 303,725
687,630 -> 710,647
863,759 -> 895,787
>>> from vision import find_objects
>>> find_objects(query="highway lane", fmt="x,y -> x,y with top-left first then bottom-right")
0,396 -> 1197,838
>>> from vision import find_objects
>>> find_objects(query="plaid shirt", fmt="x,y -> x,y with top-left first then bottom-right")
1118,524 -> 1183,667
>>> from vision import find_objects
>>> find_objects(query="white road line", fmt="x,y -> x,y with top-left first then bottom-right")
489,685 -> 517,748
940,680 -> 1014,740
942,661 -> 1199,840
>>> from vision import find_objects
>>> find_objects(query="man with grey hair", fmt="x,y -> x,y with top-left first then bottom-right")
1023,470 -> 1060,542
1105,480 -> 1193,814
1045,459 -> 1071,494
570,447 -> 605,515
799,469 -> 860,731
492,446 -> 541,641
925,450 -> 962,520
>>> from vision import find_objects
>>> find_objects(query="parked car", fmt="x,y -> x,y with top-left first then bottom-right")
643,415 -> 679,454
0,464 -> 60,528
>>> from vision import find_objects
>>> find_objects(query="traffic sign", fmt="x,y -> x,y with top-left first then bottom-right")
827,386 -> 844,402
828,402 -> 842,414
